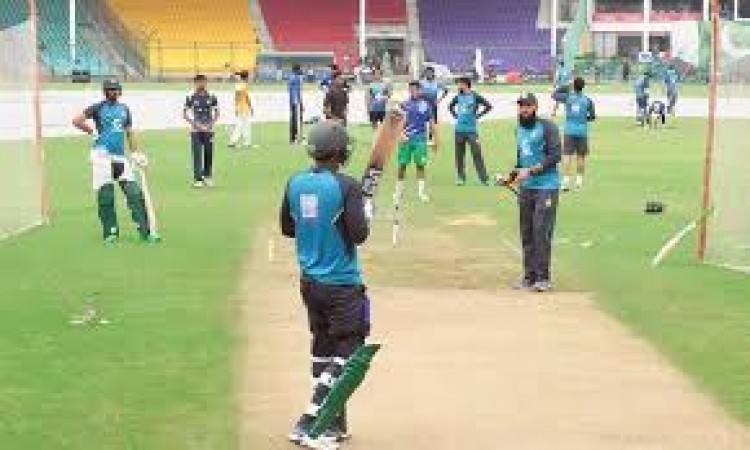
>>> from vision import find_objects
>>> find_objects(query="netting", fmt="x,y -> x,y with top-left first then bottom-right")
0,0 -> 45,239
704,20 -> 750,272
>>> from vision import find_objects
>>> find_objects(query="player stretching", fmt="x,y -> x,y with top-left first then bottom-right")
72,79 -> 158,244
551,60 -> 572,117
183,74 -> 219,188
561,77 -> 596,192
366,68 -> 391,131
229,70 -> 256,149
634,71 -> 651,126
289,63 -> 305,144
281,122 -> 371,446
395,81 -> 434,204
449,76 -> 492,186
508,93 -> 561,292
420,67 -> 448,143
664,65 -> 679,116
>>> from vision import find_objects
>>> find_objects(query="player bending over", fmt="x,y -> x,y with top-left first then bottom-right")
395,81 -> 435,204
366,68 -> 392,131
183,74 -> 219,187
281,121 -> 371,446
72,79 -> 159,244
449,76 -> 492,186
561,77 -> 596,192
551,60 -> 572,117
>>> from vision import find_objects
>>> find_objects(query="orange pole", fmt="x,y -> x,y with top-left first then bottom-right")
28,0 -> 50,222
698,0 -> 719,261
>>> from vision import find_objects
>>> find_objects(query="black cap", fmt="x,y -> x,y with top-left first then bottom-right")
307,121 -> 351,163
102,78 -> 122,91
516,92 -> 538,106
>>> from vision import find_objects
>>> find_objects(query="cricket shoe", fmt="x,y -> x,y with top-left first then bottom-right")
103,234 -> 119,245
301,434 -> 339,450
512,277 -> 535,291
287,415 -> 313,445
203,177 -> 214,187
532,280 -> 553,292
141,233 -> 162,244
455,178 -> 466,186
192,180 -> 204,188
418,192 -> 430,203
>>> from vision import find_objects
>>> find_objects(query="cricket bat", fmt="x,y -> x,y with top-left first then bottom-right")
651,207 -> 714,267
138,166 -> 159,237
361,107 -> 404,207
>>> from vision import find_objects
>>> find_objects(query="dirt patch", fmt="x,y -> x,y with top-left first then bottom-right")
239,231 -> 750,449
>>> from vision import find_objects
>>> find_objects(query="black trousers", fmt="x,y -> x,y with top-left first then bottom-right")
519,188 -> 559,282
455,132 -> 488,183
290,102 -> 303,143
191,131 -> 214,181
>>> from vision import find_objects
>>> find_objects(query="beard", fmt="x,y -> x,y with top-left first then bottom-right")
518,112 -> 537,128
105,92 -> 119,102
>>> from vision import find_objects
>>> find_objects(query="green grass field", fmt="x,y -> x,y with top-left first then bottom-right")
1,117 -> 749,448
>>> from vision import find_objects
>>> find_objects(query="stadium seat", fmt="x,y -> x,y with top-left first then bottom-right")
418,0 -> 551,74
107,0 -> 259,73
258,0 -> 406,66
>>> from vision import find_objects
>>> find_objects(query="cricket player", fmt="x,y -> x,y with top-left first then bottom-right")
366,68 -> 391,131
664,65 -> 679,115
634,71 -> 651,126
648,99 -> 667,128
289,63 -> 305,144
561,77 -> 596,192
183,74 -> 219,188
229,70 -> 256,148
281,121 -> 371,445
319,64 -> 339,92
509,93 -> 561,292
323,74 -> 349,125
72,79 -> 158,244
551,60 -> 572,117
448,76 -> 492,186
420,66 -> 448,136
395,81 -> 434,203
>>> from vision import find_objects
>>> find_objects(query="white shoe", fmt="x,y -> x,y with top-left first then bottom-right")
203,177 -> 214,187
301,434 -> 339,450
418,192 -> 430,203
192,180 -> 204,188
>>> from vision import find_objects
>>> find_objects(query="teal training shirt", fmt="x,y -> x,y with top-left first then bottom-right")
516,119 -> 562,190
85,101 -> 132,156
449,91 -> 492,134
564,92 -> 595,137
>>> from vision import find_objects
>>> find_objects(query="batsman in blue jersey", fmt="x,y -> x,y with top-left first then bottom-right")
72,79 -> 158,244
507,93 -> 562,292
562,77 -> 596,192
281,121 -> 371,445
448,76 -> 493,185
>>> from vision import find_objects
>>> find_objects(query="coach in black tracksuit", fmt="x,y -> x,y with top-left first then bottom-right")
183,74 -> 219,186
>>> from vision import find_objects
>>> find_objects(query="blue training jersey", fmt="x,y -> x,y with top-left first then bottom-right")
368,81 -> 390,112
555,67 -> 572,89
288,72 -> 304,105
449,91 -> 492,134
420,79 -> 445,105
664,69 -> 679,93
85,100 -> 132,156
516,119 -> 561,190
564,92 -> 594,137
634,75 -> 650,97
401,97 -> 433,140
282,168 -> 367,285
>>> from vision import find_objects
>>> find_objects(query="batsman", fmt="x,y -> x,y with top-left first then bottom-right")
280,121 -> 375,447
72,79 -> 159,244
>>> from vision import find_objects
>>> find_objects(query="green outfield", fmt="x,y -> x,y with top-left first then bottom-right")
1,118 -> 749,448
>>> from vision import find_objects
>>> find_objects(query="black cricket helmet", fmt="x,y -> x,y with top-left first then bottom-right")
306,121 -> 353,164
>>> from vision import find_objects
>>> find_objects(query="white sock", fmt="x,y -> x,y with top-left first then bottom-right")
562,176 -> 570,186
575,175 -> 583,187
394,180 -> 405,200
418,179 -> 426,197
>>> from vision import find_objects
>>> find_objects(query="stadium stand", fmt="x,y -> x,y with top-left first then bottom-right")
369,0 -> 408,22
259,0 -> 358,63
21,0 -> 113,76
108,0 -> 259,73
418,0 -> 550,74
